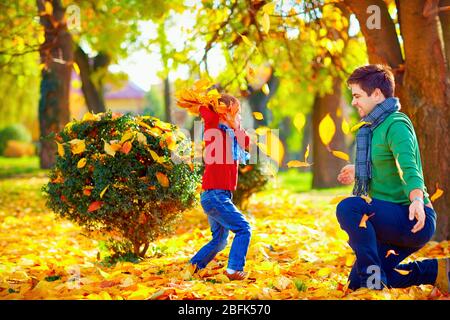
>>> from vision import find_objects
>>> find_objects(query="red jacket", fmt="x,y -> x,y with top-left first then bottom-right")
200,106 -> 250,191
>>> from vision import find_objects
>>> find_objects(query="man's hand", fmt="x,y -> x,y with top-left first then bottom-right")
409,200 -> 426,233
337,164 -> 355,185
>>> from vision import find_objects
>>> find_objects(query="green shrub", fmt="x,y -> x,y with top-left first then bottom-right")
44,112 -> 201,258
0,124 -> 32,155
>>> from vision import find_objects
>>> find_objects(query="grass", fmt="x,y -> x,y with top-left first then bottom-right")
0,156 -> 47,179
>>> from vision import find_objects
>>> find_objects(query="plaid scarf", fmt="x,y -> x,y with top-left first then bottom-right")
218,124 -> 250,164
353,97 -> 400,196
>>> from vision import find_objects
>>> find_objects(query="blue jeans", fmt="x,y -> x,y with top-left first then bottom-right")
336,197 -> 438,290
190,189 -> 252,271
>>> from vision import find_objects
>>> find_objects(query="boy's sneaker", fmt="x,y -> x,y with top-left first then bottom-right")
224,270 -> 248,281
435,258 -> 449,293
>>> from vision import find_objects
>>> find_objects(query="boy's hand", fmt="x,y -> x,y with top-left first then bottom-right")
337,164 -> 355,185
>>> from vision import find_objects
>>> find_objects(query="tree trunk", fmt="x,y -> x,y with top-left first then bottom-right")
164,77 -> 171,122
343,0 -> 407,112
312,77 -> 347,188
37,0 -> 73,169
397,0 -> 450,240
439,0 -> 450,72
74,45 -> 108,113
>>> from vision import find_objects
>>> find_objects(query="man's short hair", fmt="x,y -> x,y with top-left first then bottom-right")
347,64 -> 395,98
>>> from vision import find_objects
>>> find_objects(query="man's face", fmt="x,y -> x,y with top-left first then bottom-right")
350,84 -> 383,118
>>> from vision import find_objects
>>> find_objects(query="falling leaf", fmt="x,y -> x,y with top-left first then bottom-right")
331,150 -> 350,162
103,140 -> 121,157
341,119 -> 350,135
69,139 -> 86,155
394,154 -> 405,184
77,158 -> 87,169
73,62 -> 80,75
430,183 -> 444,202
156,172 -> 169,188
150,150 -> 164,164
262,13 -> 270,34
293,113 -> 306,132
304,144 -> 310,162
261,83 -> 270,96
100,185 -> 109,199
82,112 -> 100,122
359,213 -> 375,228
56,142 -> 65,157
88,201 -> 103,212
394,268 -> 411,276
83,186 -> 93,196
385,250 -> 399,258
319,114 -> 336,146
361,195 -> 372,204
253,112 -> 264,120
330,195 -> 350,205
287,160 -> 311,168
350,121 -> 371,133
120,141 -> 132,154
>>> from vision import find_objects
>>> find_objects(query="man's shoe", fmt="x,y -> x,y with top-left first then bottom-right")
224,270 -> 248,281
435,258 -> 449,293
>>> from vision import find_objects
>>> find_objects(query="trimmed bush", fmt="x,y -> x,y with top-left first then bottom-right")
0,124 -> 32,155
3,140 -> 36,157
44,112 -> 201,258
233,163 -> 269,211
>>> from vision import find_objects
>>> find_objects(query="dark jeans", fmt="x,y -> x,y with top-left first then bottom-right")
190,189 -> 252,271
336,197 -> 438,290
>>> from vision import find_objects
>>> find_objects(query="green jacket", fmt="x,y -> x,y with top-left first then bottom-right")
369,111 -> 430,205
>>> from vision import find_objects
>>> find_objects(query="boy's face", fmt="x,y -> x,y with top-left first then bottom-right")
350,84 -> 384,118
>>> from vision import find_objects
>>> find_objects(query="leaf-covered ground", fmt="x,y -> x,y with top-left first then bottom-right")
0,175 -> 449,300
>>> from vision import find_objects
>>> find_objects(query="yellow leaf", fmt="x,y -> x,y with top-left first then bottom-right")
136,132 -> 147,145
350,121 -> 371,133
394,268 -> 411,276
120,131 -> 134,143
45,2 -> 53,15
73,62 -> 80,75
330,195 -> 350,205
261,83 -> 270,96
100,185 -> 109,199
69,139 -> 86,155
385,249 -> 399,258
82,112 -> 100,122
77,158 -> 87,169
56,142 -> 65,157
359,213 -> 375,228
319,113 -> 336,146
304,144 -> 310,162
262,13 -> 270,34
342,118 -> 350,135
240,34 -> 253,47
331,150 -> 350,162
287,160 -> 311,168
361,195 -> 372,204
394,154 -> 405,184
156,172 -> 169,188
262,2 -> 276,14
430,183 -> 444,202
293,112 -> 306,132
97,268 -> 111,279
318,267 -> 332,277
104,141 -> 116,157
150,150 -> 164,164
253,112 -> 264,120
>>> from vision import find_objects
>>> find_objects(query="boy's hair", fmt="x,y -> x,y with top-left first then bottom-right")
218,93 -> 240,116
347,64 -> 395,98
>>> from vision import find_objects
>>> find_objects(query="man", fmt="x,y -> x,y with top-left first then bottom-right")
336,64 -> 448,291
